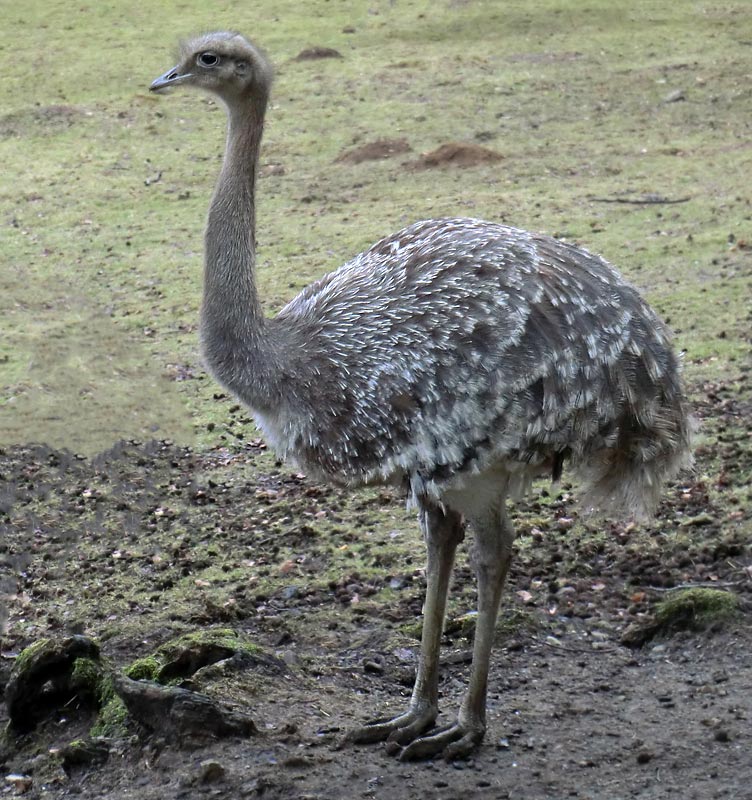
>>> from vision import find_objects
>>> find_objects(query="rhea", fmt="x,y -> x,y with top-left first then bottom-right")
151,33 -> 692,760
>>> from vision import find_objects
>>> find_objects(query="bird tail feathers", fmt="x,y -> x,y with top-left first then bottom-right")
577,395 -> 695,520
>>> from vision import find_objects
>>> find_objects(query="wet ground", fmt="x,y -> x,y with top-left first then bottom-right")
1,376 -> 750,799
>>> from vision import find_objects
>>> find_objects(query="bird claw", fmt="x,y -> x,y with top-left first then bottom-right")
345,705 -> 437,746
395,721 -> 485,762
346,708 -> 484,761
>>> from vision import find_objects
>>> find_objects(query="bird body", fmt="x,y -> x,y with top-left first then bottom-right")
151,32 -> 692,761
212,215 -> 688,519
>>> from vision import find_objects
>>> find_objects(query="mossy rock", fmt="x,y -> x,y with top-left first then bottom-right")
622,588 -> 740,647
124,655 -> 162,682
444,612 -> 479,639
58,737 -> 110,773
125,628 -> 279,686
5,636 -> 100,733
402,608 -> 534,643
653,588 -> 739,631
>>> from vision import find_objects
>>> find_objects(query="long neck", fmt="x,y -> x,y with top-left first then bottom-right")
200,96 -> 274,403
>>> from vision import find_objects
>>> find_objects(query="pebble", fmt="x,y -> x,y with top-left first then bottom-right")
199,760 -> 226,784
5,775 -> 33,795
363,658 -> 384,674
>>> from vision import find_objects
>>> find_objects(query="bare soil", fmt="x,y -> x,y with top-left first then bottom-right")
1,376 -> 750,799
294,47 -> 343,62
335,138 -> 413,165
407,142 -> 504,170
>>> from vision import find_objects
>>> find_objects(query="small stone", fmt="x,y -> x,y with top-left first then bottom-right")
363,658 -> 384,675
663,88 -> 686,103
5,775 -> 33,795
199,760 -> 226,783
714,728 -> 731,743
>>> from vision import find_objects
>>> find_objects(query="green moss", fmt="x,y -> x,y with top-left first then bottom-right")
12,639 -> 52,674
163,628 -> 256,654
653,588 -> 739,633
495,608 -> 537,643
89,670 -> 130,738
124,656 -> 161,682
444,612 -> 480,639
399,621 -> 423,641
67,738 -> 86,748
71,657 -> 102,688
123,628 -> 265,686
399,608 -> 535,643
90,695 -> 129,738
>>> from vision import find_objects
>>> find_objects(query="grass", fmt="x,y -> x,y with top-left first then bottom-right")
1,0 -> 750,456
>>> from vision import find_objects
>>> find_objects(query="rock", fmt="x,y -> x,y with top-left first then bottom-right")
112,674 -> 258,743
621,589 -> 739,648
363,658 -> 384,675
663,88 -> 687,103
5,635 -> 100,733
4,775 -> 33,795
198,759 -> 226,783
57,738 -> 110,773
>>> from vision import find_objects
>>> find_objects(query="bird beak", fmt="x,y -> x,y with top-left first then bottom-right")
150,66 -> 193,92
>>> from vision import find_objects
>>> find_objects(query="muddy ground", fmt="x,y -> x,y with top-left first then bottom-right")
1,374 -> 750,800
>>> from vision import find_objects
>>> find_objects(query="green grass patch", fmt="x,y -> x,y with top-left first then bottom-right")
2,0 -> 750,452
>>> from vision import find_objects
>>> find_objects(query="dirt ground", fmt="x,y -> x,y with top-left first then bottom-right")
1,373 -> 750,800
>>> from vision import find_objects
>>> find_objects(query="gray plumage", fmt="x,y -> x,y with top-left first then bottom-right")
151,32 -> 692,761
264,217 -> 691,517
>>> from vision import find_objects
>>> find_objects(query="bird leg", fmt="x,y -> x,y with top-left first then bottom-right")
398,504 -> 514,761
347,503 -> 465,747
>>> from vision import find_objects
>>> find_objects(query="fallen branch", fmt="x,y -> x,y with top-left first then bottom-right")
648,581 -> 742,592
589,194 -> 691,205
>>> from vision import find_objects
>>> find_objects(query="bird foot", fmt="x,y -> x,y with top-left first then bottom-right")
345,704 -> 437,746
394,720 -> 485,761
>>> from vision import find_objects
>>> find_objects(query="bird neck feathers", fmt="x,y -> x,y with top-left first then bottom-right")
200,96 -> 274,405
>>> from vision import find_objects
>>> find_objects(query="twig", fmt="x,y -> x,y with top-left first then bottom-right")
589,194 -> 691,205
532,635 -> 621,654
647,581 -> 742,592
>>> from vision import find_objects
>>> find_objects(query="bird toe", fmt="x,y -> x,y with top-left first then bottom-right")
396,722 -> 484,761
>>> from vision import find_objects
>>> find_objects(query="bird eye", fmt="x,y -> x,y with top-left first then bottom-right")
197,52 -> 219,68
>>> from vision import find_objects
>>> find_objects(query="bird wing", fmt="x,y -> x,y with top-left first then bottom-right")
274,218 -> 677,494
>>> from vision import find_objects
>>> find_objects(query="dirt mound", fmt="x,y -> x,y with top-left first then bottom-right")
335,137 -> 412,164
408,141 -> 503,170
294,46 -> 343,61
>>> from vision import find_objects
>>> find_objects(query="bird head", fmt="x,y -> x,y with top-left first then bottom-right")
150,32 -> 273,103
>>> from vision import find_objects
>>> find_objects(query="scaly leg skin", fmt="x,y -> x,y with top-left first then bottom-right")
398,504 -> 515,762
347,504 -> 464,747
